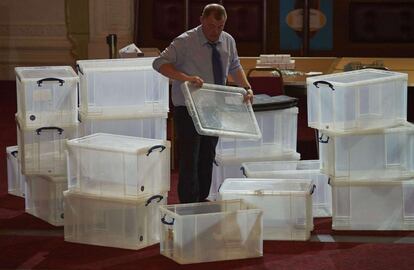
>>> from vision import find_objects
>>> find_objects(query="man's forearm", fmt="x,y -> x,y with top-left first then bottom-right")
232,67 -> 251,89
159,63 -> 191,82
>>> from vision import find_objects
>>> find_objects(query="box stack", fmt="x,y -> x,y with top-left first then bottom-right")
241,160 -> 331,218
13,66 -> 80,226
64,133 -> 171,249
307,68 -> 414,230
219,179 -> 314,241
76,57 -> 169,139
209,94 -> 302,200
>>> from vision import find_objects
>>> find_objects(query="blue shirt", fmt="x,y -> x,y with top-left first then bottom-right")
153,25 -> 242,106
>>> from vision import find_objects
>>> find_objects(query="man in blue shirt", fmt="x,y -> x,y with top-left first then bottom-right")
153,3 -> 253,203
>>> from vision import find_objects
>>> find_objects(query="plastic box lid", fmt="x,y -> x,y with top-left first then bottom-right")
307,68 -> 407,87
181,82 -> 262,139
15,66 -> 78,82
252,94 -> 298,112
76,57 -> 155,73
66,133 -> 170,154
219,178 -> 314,195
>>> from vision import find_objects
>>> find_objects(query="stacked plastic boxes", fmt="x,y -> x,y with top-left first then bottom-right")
13,66 -> 80,225
241,160 -> 331,218
209,94 -> 301,200
64,133 -> 171,249
307,68 -> 414,230
76,57 -> 169,139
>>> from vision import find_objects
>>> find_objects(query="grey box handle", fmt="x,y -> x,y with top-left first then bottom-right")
313,80 -> 335,91
37,78 -> 64,87
145,195 -> 163,206
161,214 -> 175,225
146,145 -> 166,156
35,126 -> 64,135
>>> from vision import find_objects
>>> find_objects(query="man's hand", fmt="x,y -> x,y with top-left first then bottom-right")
243,88 -> 254,103
188,76 -> 204,87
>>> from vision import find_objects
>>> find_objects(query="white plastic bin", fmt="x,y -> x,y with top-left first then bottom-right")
64,190 -> 167,250
307,69 -> 407,131
79,112 -> 167,139
217,107 -> 298,158
319,123 -> 414,180
181,82 -> 262,139
77,58 -> 169,118
25,175 -> 67,226
15,66 -> 78,128
67,133 -> 170,198
17,117 -> 79,175
241,160 -> 331,217
331,178 -> 414,230
219,179 -> 314,240
159,199 -> 263,264
6,146 -> 26,197
209,151 -> 301,201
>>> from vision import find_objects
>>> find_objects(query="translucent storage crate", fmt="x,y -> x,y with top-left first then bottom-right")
209,151 -> 301,201
219,179 -> 314,240
159,199 -> 263,264
67,133 -> 170,198
77,58 -> 169,118
79,112 -> 167,139
15,66 -> 78,128
241,160 -> 331,217
25,175 -> 67,226
17,117 -> 79,175
331,178 -> 414,230
307,69 -> 407,131
181,82 -> 261,139
6,146 -> 26,197
64,190 -> 167,250
319,123 -> 414,181
217,107 -> 298,158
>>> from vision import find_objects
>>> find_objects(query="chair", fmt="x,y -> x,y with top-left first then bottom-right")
246,67 -> 284,96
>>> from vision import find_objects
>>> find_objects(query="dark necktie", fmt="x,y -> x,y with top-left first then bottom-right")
209,43 -> 224,85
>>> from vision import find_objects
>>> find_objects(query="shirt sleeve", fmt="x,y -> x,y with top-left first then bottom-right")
152,37 -> 185,72
228,36 -> 242,76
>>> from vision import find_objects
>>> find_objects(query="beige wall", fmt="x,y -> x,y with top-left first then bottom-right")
0,0 -> 134,80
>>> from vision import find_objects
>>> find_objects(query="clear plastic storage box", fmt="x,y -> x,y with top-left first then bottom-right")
17,117 -> 79,175
159,199 -> 263,264
331,178 -> 414,230
64,190 -> 167,249
319,123 -> 414,180
76,58 -> 169,118
6,146 -> 26,197
219,179 -> 314,240
209,151 -> 301,201
67,133 -> 170,198
15,66 -> 78,128
307,69 -> 407,131
216,107 -> 297,158
25,175 -> 67,226
181,82 -> 261,139
241,160 -> 331,217
79,112 -> 167,139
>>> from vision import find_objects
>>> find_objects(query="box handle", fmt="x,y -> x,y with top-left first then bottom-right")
11,150 -> 18,157
240,166 -> 246,177
146,145 -> 166,156
310,184 -> 316,195
145,195 -> 163,206
313,80 -> 335,91
328,177 -> 331,185
161,214 -> 175,225
37,77 -> 65,87
76,64 -> 84,75
318,134 -> 329,143
35,126 -> 64,135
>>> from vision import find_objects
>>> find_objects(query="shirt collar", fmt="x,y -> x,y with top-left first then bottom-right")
196,25 -> 224,47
